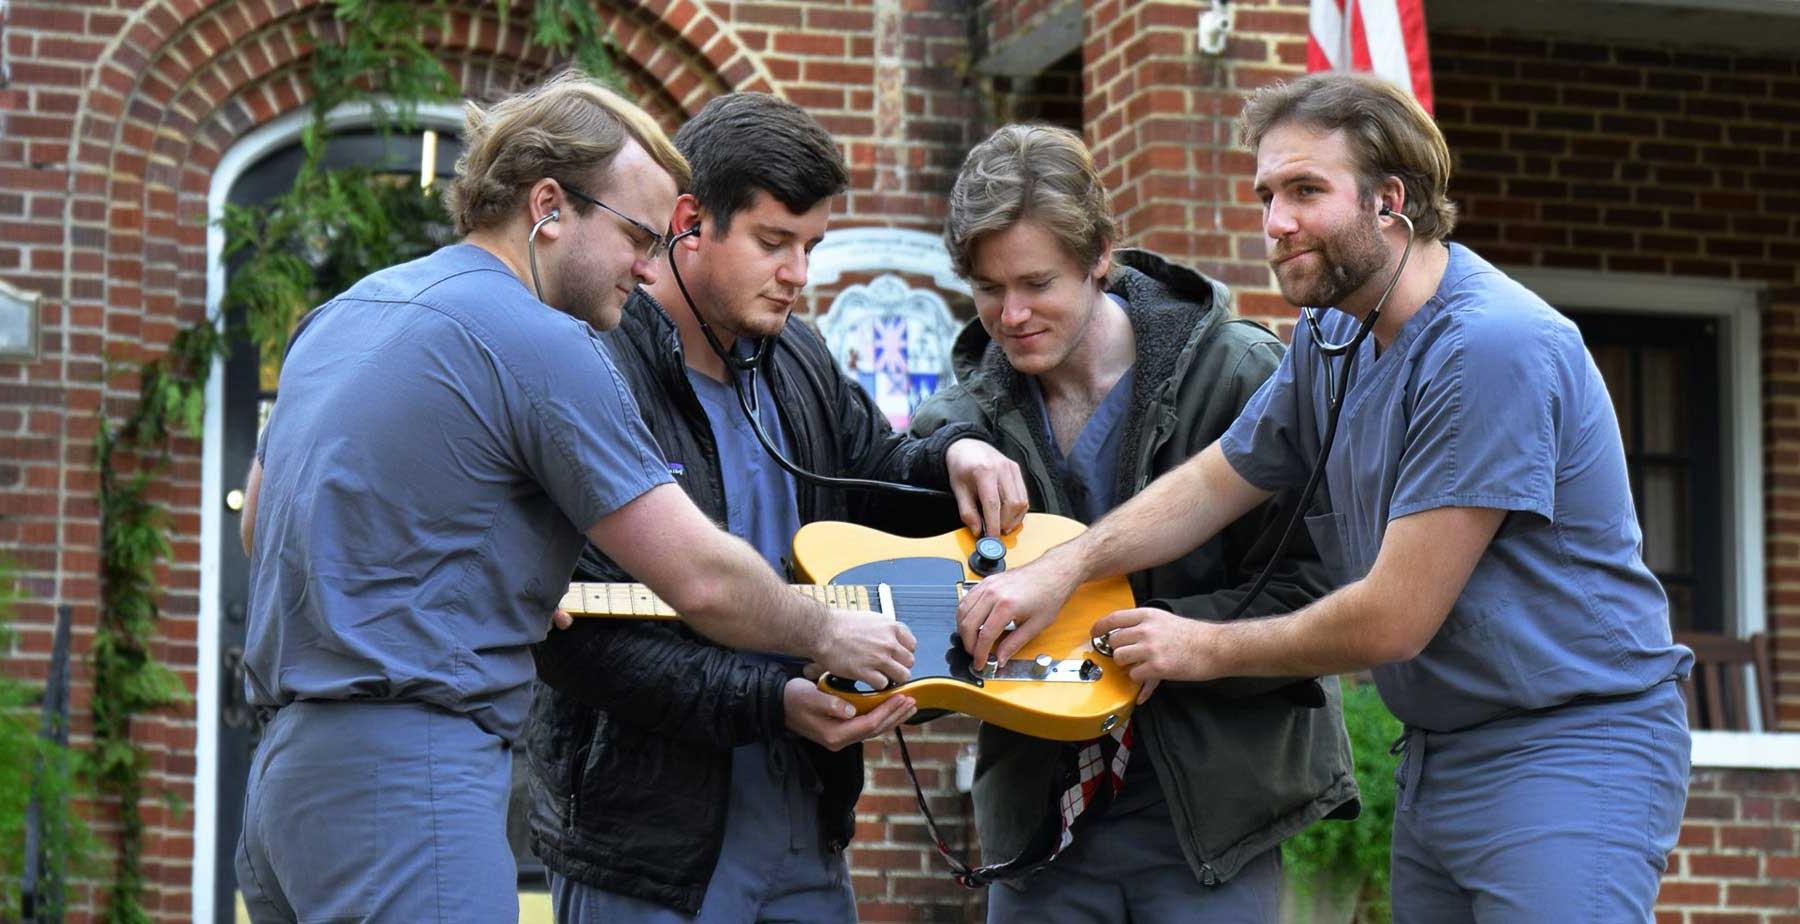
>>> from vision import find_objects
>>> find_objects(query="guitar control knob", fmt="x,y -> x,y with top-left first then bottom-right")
968,536 -> 1007,576
1032,654 -> 1054,678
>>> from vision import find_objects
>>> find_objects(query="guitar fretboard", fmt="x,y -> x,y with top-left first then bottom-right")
561,581 -> 876,619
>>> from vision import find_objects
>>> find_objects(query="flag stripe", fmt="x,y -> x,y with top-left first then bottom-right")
1308,0 -> 1346,70
1360,0 -> 1413,97
1308,0 -> 1433,114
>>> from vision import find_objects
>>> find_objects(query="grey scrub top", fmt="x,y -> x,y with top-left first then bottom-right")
1219,243 -> 1691,732
246,244 -> 673,742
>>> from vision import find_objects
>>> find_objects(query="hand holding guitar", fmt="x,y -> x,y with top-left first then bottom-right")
1091,607 -> 1226,704
812,607 -> 917,691
784,678 -> 915,751
956,545 -> 1084,666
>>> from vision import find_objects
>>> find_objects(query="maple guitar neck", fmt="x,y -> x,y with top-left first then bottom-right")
560,581 -> 879,619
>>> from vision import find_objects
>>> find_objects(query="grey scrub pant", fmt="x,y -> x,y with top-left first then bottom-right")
987,795 -> 1283,923
1390,681 -> 1690,923
550,738 -> 856,923
236,700 -> 516,924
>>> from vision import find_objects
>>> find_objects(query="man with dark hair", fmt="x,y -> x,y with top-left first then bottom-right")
236,73 -> 917,923
958,73 -> 1693,923
525,91 -> 1027,923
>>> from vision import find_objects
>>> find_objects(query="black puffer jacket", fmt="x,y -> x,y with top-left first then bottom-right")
525,289 -> 976,913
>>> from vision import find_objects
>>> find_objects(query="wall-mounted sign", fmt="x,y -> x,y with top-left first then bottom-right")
807,227 -> 971,295
817,274 -> 962,429
0,278 -> 40,361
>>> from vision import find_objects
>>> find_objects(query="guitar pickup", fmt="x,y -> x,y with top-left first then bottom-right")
981,654 -> 1104,683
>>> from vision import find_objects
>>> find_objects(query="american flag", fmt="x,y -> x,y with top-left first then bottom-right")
1307,0 -> 1434,113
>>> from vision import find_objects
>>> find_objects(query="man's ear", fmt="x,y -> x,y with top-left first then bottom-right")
526,178 -> 566,241
1377,177 -> 1406,220
671,194 -> 705,250
1091,240 -> 1114,282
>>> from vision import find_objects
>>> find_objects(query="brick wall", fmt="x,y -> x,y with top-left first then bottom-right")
1428,30 -> 1800,730
988,47 -> 1083,131
1659,768 -> 1800,923
1082,0 -> 1310,328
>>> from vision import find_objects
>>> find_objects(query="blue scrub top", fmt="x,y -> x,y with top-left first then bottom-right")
1033,365 -> 1136,525
1220,243 -> 1692,732
689,349 -> 807,676
1031,302 -> 1162,809
686,354 -> 802,575
246,244 -> 673,742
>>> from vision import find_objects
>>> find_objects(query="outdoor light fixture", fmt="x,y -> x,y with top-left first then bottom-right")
420,129 -> 438,189
1198,0 -> 1234,56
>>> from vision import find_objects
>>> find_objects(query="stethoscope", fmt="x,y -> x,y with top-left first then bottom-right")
661,222 -> 954,502
529,207 -> 954,508
1195,205 -> 1418,628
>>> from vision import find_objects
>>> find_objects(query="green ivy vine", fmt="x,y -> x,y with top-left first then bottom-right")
90,2 -> 615,920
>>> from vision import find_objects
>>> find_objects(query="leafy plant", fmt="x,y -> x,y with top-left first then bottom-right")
0,559 -> 96,919
87,1 -> 618,919
1282,677 -> 1402,923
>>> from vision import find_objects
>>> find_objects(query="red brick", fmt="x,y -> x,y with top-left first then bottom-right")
1686,852 -> 1762,878
1725,883 -> 1800,908
1659,880 -> 1721,904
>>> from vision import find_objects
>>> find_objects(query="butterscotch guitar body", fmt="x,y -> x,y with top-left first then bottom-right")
792,513 -> 1140,741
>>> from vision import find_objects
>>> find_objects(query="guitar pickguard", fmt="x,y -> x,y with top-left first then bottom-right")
824,556 -> 973,695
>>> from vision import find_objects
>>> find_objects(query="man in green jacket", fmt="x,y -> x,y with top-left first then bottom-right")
911,124 -> 1358,922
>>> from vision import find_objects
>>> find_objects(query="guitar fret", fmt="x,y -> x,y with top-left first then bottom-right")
565,581 -> 881,617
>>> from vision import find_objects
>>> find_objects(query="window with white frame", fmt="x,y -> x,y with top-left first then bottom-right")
1508,268 -> 1764,641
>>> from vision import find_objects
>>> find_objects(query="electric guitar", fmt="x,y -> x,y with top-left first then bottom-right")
559,513 -> 1140,741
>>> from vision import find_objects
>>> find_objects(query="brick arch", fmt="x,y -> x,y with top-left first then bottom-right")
600,0 -> 793,116
59,0 -> 776,430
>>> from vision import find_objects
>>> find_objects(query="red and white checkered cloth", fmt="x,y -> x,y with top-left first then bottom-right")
1050,721 -> 1133,858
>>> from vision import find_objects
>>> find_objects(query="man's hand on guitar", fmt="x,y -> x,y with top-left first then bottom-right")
957,549 -> 1082,666
784,678 -> 915,751
1091,607 -> 1224,703
945,438 -> 1029,538
814,608 -> 917,691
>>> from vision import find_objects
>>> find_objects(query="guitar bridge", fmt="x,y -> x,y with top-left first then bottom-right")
980,655 -> 1104,683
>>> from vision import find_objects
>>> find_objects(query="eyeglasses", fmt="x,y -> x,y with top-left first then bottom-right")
561,184 -> 670,261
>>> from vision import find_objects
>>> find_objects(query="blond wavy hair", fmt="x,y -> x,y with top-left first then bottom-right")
446,70 -> 691,235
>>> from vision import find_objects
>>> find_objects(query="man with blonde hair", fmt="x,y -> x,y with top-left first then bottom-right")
911,123 -> 1354,922
958,73 -> 1693,922
236,72 -> 916,923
